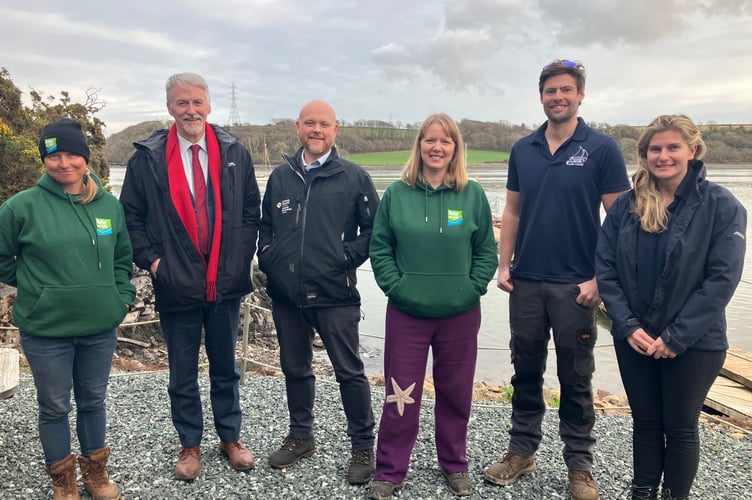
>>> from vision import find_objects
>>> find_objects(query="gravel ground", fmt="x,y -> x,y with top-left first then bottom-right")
1,372 -> 750,499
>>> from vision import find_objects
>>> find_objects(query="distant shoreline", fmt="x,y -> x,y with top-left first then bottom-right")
250,162 -> 752,172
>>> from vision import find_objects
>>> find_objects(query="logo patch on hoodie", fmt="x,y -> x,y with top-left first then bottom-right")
96,218 -> 113,235
447,209 -> 463,226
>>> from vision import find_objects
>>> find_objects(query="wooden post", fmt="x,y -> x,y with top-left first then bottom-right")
239,300 -> 251,385
0,347 -> 19,400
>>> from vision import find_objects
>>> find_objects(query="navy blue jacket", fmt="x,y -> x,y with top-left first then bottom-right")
596,161 -> 746,354
258,146 -> 379,307
120,125 -> 260,312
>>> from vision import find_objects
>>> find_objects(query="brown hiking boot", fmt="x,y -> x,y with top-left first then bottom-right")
348,448 -> 375,484
46,454 -> 80,499
78,448 -> 120,500
484,451 -> 536,486
268,435 -> 316,469
368,480 -> 402,499
175,445 -> 201,481
442,470 -> 472,496
568,470 -> 600,500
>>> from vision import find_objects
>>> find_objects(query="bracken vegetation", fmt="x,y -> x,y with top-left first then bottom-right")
0,68 -> 109,204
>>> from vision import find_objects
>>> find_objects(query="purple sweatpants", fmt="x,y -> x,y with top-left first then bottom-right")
374,304 -> 481,484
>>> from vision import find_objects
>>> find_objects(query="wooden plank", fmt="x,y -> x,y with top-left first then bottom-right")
704,375 -> 752,421
0,347 -> 19,400
720,347 -> 752,390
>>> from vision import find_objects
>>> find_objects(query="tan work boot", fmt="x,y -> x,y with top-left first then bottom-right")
45,454 -> 80,499
77,447 -> 121,500
175,445 -> 201,480
484,451 -> 536,486
568,469 -> 600,500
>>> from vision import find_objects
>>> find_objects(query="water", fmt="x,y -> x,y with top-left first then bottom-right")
110,165 -> 752,394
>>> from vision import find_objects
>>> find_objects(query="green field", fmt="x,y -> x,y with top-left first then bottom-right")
346,150 -> 509,166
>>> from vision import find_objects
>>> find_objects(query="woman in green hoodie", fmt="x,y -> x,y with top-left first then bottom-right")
0,119 -> 135,500
368,114 -> 498,499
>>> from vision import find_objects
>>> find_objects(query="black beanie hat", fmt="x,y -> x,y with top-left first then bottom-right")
38,118 -> 91,164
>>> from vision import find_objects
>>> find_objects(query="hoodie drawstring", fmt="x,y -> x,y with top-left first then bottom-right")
69,195 -> 103,269
423,185 -> 444,234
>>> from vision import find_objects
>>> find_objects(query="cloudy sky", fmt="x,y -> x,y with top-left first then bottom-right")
2,0 -> 751,136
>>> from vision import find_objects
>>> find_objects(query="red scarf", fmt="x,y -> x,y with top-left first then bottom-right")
166,124 -> 223,301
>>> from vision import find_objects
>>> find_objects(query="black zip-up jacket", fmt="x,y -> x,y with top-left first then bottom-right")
258,146 -> 379,307
596,161 -> 747,354
120,125 -> 260,312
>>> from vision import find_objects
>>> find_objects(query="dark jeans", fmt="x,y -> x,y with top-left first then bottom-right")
159,297 -> 242,447
615,339 -> 725,497
272,301 -> 374,449
507,279 -> 597,470
20,329 -> 117,466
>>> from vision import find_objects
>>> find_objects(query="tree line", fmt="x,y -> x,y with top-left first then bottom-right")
106,118 -> 752,167
0,68 -> 109,204
3,67 -> 752,205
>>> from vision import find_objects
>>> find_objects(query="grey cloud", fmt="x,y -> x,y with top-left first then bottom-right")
370,1 -> 538,90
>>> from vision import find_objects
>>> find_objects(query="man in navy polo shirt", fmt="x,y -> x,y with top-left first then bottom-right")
484,60 -> 630,500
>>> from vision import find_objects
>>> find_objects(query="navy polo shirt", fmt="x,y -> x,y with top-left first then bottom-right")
508,118 -> 630,283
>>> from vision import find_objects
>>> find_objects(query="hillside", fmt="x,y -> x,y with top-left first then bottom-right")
105,119 -> 752,166
105,119 -> 534,165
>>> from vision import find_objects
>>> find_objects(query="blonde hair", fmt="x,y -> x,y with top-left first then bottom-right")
633,114 -> 706,232
77,171 -> 98,204
401,113 -> 467,192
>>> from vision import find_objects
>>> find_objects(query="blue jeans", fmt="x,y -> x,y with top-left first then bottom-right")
20,329 -> 117,466
159,298 -> 242,447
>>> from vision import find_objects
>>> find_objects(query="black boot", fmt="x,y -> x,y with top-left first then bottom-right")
661,487 -> 688,500
630,482 -> 658,499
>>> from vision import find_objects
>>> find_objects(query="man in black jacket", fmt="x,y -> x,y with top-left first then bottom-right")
120,73 -> 260,480
258,100 -> 379,485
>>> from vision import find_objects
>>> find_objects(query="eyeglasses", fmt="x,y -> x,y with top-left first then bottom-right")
543,60 -> 582,70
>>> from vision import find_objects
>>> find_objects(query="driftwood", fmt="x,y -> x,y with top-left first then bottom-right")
0,347 -> 19,400
117,336 -> 152,348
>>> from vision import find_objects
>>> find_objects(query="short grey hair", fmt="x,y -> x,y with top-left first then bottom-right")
165,73 -> 211,104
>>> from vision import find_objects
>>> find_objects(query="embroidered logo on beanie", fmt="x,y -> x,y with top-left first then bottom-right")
44,137 -> 59,154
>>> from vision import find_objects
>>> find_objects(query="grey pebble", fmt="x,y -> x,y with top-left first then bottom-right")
1,372 -> 750,499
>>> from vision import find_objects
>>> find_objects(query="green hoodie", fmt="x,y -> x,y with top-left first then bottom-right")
369,179 -> 498,318
0,173 -> 135,337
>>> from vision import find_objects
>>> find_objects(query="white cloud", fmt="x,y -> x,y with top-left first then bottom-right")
1,0 -> 750,134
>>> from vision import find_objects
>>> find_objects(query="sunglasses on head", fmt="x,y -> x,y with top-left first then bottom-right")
543,60 -> 581,70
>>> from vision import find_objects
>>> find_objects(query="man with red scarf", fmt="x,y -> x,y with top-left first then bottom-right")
120,73 -> 260,480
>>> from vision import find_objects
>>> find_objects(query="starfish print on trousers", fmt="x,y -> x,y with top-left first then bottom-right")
386,377 -> 416,416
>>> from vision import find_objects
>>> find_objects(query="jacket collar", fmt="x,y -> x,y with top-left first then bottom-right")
284,145 -> 344,178
530,117 -> 588,145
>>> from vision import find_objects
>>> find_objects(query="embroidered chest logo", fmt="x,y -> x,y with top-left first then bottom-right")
447,209 -> 463,226
566,146 -> 589,166
95,218 -> 113,236
276,199 -> 293,214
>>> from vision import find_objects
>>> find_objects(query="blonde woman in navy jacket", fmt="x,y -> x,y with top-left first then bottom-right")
596,115 -> 746,500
